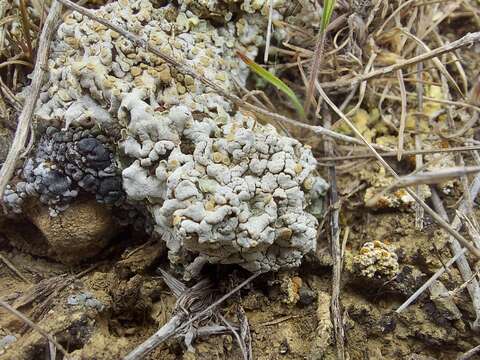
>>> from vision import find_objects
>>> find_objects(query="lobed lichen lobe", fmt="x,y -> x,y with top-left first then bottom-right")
3,0 -> 328,274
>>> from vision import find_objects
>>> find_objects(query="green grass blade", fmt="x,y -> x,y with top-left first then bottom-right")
237,51 -> 305,118
321,0 -> 336,32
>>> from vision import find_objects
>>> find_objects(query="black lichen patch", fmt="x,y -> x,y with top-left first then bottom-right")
4,125 -> 125,214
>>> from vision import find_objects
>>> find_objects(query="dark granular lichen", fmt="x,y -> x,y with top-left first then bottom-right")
4,126 -> 124,215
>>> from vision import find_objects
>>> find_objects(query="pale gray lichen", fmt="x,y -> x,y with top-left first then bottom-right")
67,292 -> 105,311
4,0 -> 328,274
120,102 -> 328,272
353,241 -> 399,279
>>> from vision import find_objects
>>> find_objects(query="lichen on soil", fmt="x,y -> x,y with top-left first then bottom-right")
2,0 -> 480,359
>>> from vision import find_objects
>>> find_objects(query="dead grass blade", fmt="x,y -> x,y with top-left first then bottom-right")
430,185 -> 480,329
0,253 -> 30,283
124,271 -> 261,360
396,69 -> 407,161
318,145 -> 480,161
400,28 -> 464,98
396,248 -> 467,313
327,31 -> 480,89
304,0 -> 336,114
18,0 -> 33,61
458,345 -> 480,360
0,59 -> 33,69
323,109 -> 345,360
315,80 -> 480,259
0,299 -> 68,356
0,1 -> 63,208
393,166 -> 480,188
264,0 -> 274,63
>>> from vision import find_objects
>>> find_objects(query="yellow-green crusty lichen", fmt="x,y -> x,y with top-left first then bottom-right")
352,240 -> 399,279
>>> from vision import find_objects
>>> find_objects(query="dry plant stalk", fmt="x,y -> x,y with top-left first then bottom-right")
124,272 -> 260,360
318,145 -> 480,161
0,253 -> 30,283
0,299 -> 68,356
458,344 -> 480,360
394,166 -> 480,187
431,184 -> 480,330
323,110 -> 345,360
396,248 -> 467,313
396,69 -> 407,161
0,1 -> 63,207
315,81 -> 480,259
320,31 -> 480,89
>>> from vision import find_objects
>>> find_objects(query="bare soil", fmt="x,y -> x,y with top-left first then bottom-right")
2,204 -> 480,359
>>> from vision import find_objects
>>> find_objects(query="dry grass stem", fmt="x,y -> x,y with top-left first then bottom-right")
396,248 -> 467,313
323,110 -> 345,360
320,31 -> 480,90
396,69 -> 407,161
124,272 -> 260,360
431,184 -> 480,329
400,28 -> 464,98
0,1 -> 63,207
0,253 -> 30,283
0,299 -> 68,356
316,80 -> 480,259
415,46 -> 425,229
458,345 -> 480,360
395,166 -> 480,187
264,0 -> 274,63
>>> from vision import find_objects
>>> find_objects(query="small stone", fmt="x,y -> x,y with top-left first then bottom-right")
298,285 -> 317,306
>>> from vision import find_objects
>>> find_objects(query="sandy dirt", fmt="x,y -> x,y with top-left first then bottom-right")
2,205 -> 480,359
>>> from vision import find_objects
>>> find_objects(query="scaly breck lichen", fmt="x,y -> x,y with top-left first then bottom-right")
4,0 -> 328,275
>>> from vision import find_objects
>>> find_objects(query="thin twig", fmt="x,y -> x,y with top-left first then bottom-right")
124,272 -> 261,360
124,314 -> 185,360
0,299 -> 68,356
219,314 -> 248,360
19,0 -> 33,61
396,248 -> 467,313
49,340 -> 57,360
0,1 -> 63,207
364,32 -> 480,83
321,31 -> 480,89
318,145 -> 480,162
172,272 -> 260,342
458,211 -> 480,250
400,27 -> 464,98
257,314 -> 306,327
431,185 -> 480,329
323,109 -> 345,360
441,257 -> 480,299
316,81 -> 480,259
304,29 -> 327,114
394,166 -> 480,187
415,46 -> 425,230
0,77 -> 22,111
0,253 -> 30,283
457,344 -> 480,360
264,0 -> 274,63
397,69 -> 407,161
